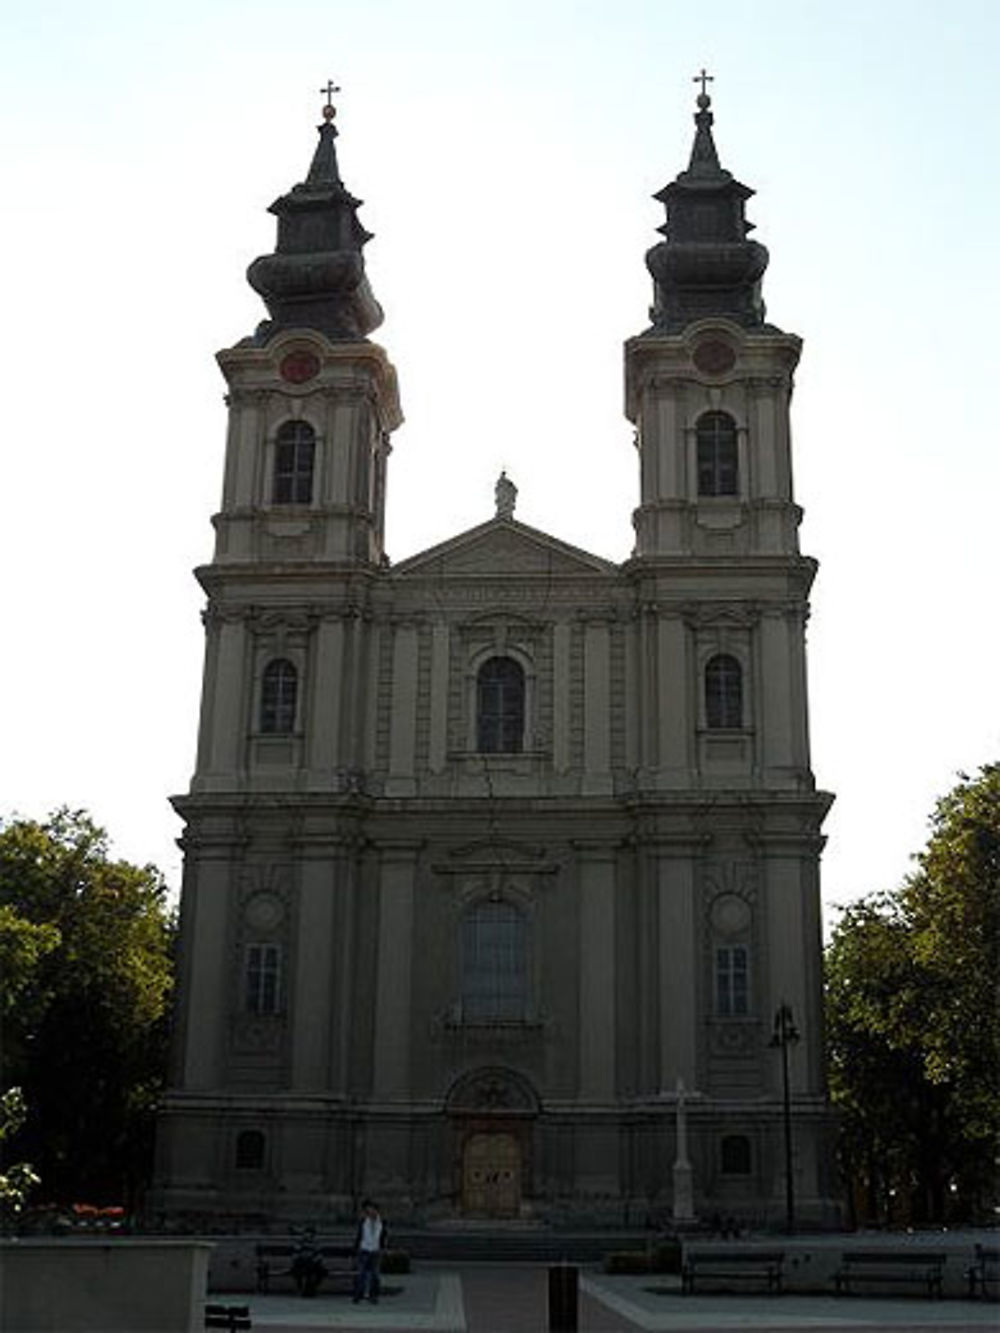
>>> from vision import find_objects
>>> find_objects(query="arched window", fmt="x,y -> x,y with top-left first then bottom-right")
476,657 -> 525,753
721,1134 -> 752,1175
235,1129 -> 266,1170
272,420 -> 316,505
461,901 -> 528,1020
705,654 -> 742,729
260,659 -> 297,734
696,411 -> 738,497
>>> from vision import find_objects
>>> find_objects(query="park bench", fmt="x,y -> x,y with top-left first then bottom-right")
204,1304 -> 251,1331
833,1250 -> 945,1298
255,1242 -> 355,1295
967,1244 -> 999,1300
681,1247 -> 785,1294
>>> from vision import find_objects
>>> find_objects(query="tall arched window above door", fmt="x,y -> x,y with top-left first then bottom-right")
461,900 -> 528,1020
476,656 -> 525,753
260,658 -> 298,734
696,411 -> 738,497
272,420 -> 316,505
705,653 -> 743,729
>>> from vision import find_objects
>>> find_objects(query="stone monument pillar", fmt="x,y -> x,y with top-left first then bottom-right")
672,1076 -> 697,1224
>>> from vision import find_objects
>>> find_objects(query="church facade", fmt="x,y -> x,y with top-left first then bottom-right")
153,88 -> 839,1228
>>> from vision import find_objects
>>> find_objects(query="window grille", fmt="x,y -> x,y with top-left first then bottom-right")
272,420 -> 316,504
716,944 -> 749,1017
476,657 -> 525,753
260,659 -> 298,734
705,654 -> 742,729
461,901 -> 528,1020
245,943 -> 281,1015
696,411 -> 739,497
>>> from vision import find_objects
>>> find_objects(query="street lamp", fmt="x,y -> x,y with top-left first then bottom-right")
769,1001 -> 800,1234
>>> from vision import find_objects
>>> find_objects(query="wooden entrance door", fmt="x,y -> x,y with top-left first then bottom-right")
462,1131 -> 521,1217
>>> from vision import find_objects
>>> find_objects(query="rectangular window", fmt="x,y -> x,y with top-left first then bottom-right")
716,945 -> 749,1017
245,943 -> 281,1015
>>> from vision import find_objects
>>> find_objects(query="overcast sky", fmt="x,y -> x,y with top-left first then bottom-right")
2,0 -> 996,934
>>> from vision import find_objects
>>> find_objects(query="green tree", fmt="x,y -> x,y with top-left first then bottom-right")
826,763 -> 1000,1224
0,810 -> 175,1208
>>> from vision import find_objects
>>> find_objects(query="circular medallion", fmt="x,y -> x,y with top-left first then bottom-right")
244,892 -> 284,932
693,339 -> 736,376
279,350 -> 321,384
711,893 -> 751,936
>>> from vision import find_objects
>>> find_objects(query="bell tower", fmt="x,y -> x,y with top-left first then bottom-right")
624,80 -> 818,796
190,90 -> 402,799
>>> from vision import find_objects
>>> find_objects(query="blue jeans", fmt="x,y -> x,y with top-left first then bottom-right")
354,1249 -> 380,1301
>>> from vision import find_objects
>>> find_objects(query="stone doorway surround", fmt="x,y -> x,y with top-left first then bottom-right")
445,1066 -> 539,1219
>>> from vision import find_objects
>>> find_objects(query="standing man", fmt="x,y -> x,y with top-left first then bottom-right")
352,1199 -> 388,1304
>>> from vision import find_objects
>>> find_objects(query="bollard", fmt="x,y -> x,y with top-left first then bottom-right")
548,1262 -> 579,1332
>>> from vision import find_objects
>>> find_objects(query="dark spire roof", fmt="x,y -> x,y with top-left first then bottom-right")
246,96 -> 383,344
644,86 -> 772,333
685,91 -> 724,178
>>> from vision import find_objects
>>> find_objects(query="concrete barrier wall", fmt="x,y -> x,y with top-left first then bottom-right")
0,1239 -> 213,1332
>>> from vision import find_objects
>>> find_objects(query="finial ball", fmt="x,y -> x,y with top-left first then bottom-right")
322,104 -> 336,121
696,91 -> 711,110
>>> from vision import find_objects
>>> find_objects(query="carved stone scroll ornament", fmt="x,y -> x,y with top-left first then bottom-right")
445,1066 -> 539,1114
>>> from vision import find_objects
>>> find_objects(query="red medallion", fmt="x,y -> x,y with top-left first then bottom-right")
693,339 -> 736,376
279,350 -> 321,384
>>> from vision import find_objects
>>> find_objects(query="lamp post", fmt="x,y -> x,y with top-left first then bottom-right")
769,1001 -> 799,1234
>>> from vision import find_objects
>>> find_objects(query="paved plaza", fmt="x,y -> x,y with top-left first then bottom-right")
235,1263 -> 999,1333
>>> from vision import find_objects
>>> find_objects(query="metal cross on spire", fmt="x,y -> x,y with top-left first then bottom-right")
693,67 -> 714,99
320,78 -> 341,121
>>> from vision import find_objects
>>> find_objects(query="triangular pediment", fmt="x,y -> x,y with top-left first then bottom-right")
391,518 -> 617,580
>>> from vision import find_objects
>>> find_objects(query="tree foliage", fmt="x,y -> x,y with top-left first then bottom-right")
0,810 -> 176,1207
826,763 -> 1000,1224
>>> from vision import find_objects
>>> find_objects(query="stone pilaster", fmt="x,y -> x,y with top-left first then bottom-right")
178,856 -> 231,1089
290,855 -> 335,1089
552,620 -> 572,773
386,622 -> 419,796
576,844 -> 617,1099
372,844 -> 418,1099
656,845 -> 697,1091
427,620 -> 450,773
582,619 -> 612,795
307,615 -> 344,781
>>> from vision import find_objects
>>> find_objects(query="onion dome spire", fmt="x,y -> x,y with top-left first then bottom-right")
246,82 -> 383,343
645,73 -> 772,333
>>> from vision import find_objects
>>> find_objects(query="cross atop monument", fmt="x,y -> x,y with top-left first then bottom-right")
320,79 -> 341,120
693,67 -> 714,99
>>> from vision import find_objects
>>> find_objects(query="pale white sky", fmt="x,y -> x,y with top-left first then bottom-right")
1,1 -> 996,933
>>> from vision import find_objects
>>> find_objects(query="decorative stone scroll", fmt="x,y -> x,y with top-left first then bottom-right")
445,1066 -> 540,1115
